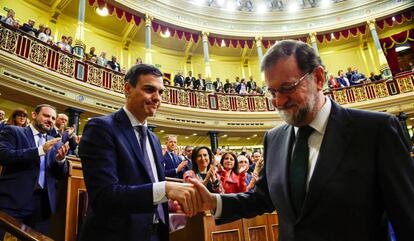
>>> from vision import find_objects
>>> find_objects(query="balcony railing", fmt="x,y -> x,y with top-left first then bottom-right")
1,22 -> 413,112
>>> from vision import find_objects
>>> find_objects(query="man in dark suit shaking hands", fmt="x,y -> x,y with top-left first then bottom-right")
79,64 -> 201,241
192,40 -> 414,241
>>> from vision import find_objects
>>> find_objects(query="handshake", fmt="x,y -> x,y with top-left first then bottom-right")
165,175 -> 217,217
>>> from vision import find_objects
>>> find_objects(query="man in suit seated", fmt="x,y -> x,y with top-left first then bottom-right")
247,76 -> 257,93
0,110 -> 5,122
78,64 -> 201,241
173,71 -> 184,87
0,104 -> 69,236
163,135 -> 188,178
192,40 -> 414,241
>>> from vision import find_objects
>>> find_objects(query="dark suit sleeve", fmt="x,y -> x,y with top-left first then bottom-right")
0,126 -> 38,166
217,132 -> 275,224
377,115 -> 414,240
79,119 -> 153,214
163,154 -> 177,177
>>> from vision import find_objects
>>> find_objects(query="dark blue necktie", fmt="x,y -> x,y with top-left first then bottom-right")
135,126 -> 165,224
289,125 -> 314,216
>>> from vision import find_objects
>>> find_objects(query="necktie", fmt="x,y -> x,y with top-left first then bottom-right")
289,125 -> 314,216
37,133 -> 46,189
135,126 -> 165,224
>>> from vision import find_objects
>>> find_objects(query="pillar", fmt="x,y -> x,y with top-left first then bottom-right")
202,31 -> 211,78
145,14 -> 153,64
73,0 -> 86,57
367,19 -> 392,79
309,32 -> 319,55
66,107 -> 84,135
208,131 -> 219,154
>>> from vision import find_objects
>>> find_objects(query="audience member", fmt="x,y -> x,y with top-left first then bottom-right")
96,51 -> 108,67
184,71 -> 195,89
135,57 -> 143,64
247,76 -> 257,93
173,71 -> 184,87
237,155 -> 257,191
369,72 -> 382,82
57,35 -> 69,52
195,73 -> 206,91
213,77 -> 222,91
38,27 -> 52,43
66,36 -> 73,53
37,24 -> 45,37
180,146 -> 193,170
0,104 -> 69,236
4,108 -> 29,129
0,110 -> 5,122
350,68 -> 365,85
345,67 -> 354,80
223,79 -> 232,93
107,55 -> 120,72
1,9 -> 15,26
163,135 -> 188,178
218,152 -> 247,194
236,79 -> 248,94
20,19 -> 37,36
85,47 -> 97,60
49,113 -> 78,154
337,70 -> 350,87
327,73 -> 340,89
191,146 -> 222,193
12,19 -> 20,29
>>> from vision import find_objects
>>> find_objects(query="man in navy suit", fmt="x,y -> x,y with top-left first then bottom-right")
173,71 -> 184,87
78,64 -> 201,241
163,135 -> 188,178
193,40 -> 414,241
49,113 -> 78,154
0,104 -> 69,235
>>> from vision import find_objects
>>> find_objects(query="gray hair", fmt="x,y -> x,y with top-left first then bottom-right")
261,40 -> 322,75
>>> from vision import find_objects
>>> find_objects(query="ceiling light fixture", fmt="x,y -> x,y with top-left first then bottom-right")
287,2 -> 299,12
320,0 -> 331,8
226,1 -> 236,11
221,39 -> 226,47
392,16 -> 396,21
160,29 -> 171,38
257,4 -> 267,13
193,133 -> 197,136
160,130 -> 165,133
96,7 -> 109,17
217,0 -> 225,7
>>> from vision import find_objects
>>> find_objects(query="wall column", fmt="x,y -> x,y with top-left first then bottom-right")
367,19 -> 392,79
66,107 -> 84,135
202,32 -> 211,78
145,14 -> 153,64
73,0 -> 86,57
309,32 -> 319,55
255,36 -> 264,81
208,131 -> 219,154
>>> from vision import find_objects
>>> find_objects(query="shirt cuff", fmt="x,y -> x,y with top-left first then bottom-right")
38,146 -> 45,156
153,181 -> 167,205
213,194 -> 222,219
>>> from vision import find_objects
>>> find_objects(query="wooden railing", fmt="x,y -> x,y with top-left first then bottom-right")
0,211 -> 53,241
1,22 -> 413,112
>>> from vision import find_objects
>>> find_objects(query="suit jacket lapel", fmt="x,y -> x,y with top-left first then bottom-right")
114,109 -> 154,182
267,125 -> 296,223
148,132 -> 165,182
24,126 -> 36,147
299,102 -> 352,220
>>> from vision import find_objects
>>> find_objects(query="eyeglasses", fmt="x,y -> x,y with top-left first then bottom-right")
267,73 -> 310,98
15,114 -> 27,118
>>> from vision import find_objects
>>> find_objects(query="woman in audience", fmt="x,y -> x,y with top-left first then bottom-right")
38,27 -> 52,43
218,152 -> 247,194
191,146 -> 223,193
237,155 -> 257,192
4,108 -> 29,129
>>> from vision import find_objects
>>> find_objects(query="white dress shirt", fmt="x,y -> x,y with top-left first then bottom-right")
214,97 -> 332,218
123,106 -> 167,204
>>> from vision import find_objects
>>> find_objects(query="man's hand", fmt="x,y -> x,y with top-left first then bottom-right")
177,160 -> 188,172
165,181 -> 201,217
188,178 -> 217,211
42,137 -> 61,153
56,142 -> 69,161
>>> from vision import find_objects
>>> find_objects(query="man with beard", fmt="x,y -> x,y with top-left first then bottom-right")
191,40 -> 414,241
0,104 -> 69,236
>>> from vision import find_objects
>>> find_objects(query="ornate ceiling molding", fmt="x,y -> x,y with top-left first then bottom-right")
117,0 -> 413,37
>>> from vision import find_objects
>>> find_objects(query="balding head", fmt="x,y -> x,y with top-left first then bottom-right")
56,113 -> 69,130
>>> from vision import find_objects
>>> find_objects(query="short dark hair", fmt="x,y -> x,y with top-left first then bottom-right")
220,152 -> 239,174
261,40 -> 322,75
34,104 -> 56,114
191,146 -> 214,174
124,64 -> 163,87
